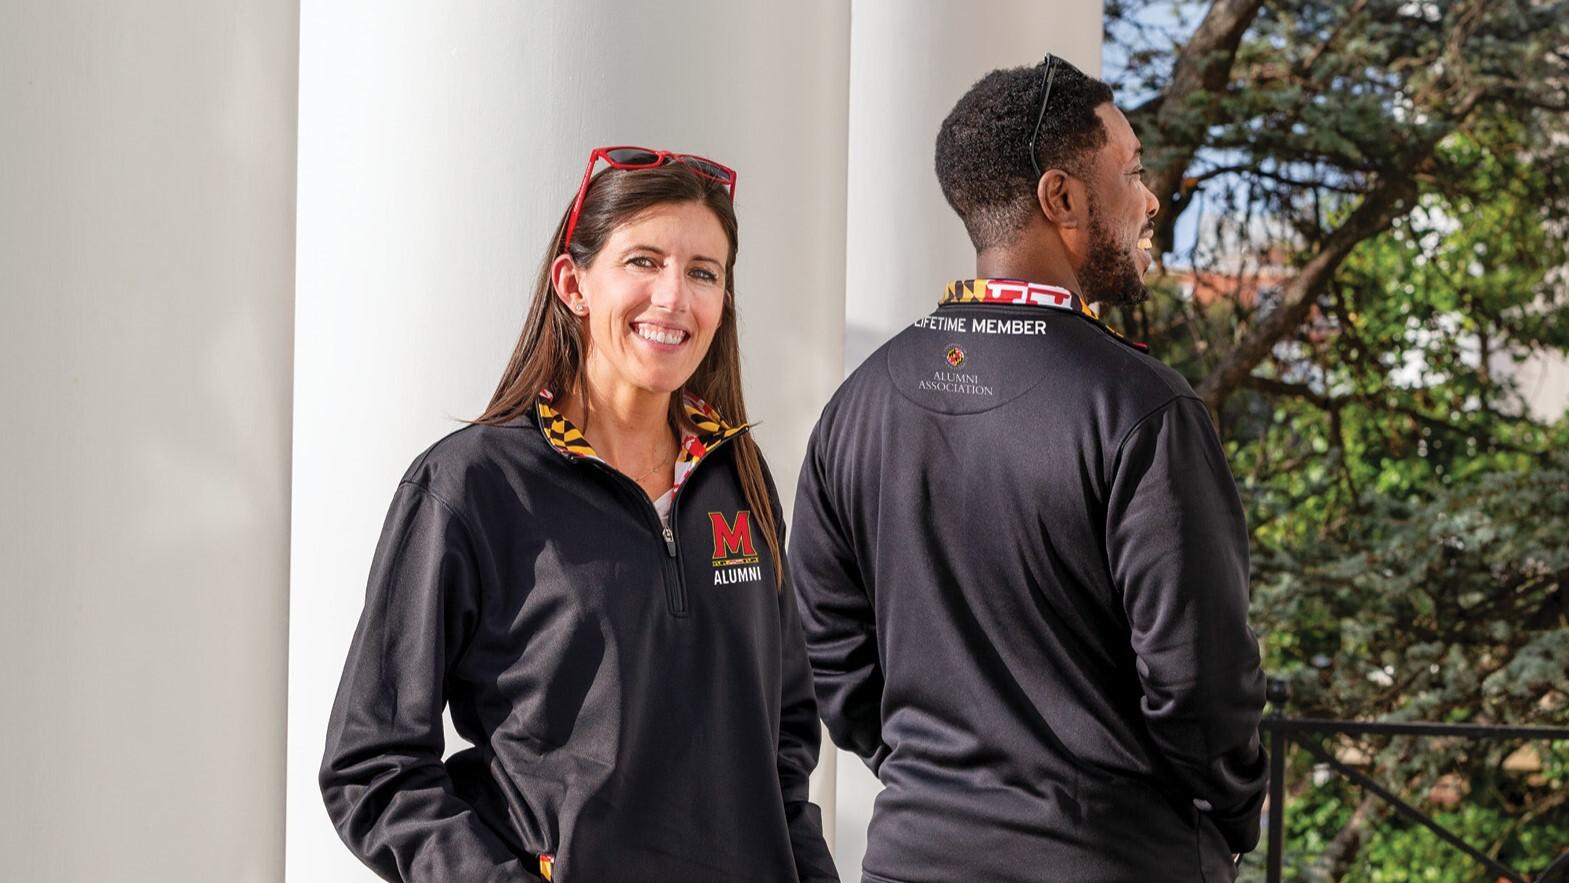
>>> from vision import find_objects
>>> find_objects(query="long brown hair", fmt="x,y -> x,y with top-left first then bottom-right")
475,163 -> 782,586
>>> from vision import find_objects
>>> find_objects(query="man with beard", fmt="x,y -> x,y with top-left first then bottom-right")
790,56 -> 1268,882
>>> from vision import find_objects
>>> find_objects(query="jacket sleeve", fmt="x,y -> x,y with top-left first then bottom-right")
320,481 -> 531,882
788,422 -> 890,774
775,512 -> 842,882
1104,396 -> 1269,855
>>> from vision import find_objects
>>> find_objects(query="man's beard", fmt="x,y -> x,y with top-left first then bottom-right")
1079,204 -> 1149,307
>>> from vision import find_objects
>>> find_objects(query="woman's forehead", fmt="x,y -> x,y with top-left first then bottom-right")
609,202 -> 730,254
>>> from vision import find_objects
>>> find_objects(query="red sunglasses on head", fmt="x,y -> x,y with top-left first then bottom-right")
561,145 -> 738,252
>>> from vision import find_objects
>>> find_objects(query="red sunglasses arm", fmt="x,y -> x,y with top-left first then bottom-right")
562,149 -> 607,252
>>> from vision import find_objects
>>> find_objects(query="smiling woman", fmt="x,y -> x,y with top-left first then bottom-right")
553,202 -> 730,450
317,152 -> 839,883
488,154 -> 769,523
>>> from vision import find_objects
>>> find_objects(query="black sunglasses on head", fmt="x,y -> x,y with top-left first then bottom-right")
1027,53 -> 1060,179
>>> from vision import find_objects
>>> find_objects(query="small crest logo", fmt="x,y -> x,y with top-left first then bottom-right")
709,511 -> 756,561
944,344 -> 966,367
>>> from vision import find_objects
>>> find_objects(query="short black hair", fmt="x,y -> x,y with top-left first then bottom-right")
935,58 -> 1114,251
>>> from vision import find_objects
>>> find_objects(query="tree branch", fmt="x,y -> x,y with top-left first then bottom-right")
1320,793 -> 1382,882
1239,376 -> 1544,456
1187,161 -> 1370,194
1197,174 -> 1418,414
1296,0 -> 1369,77
1133,0 -> 1268,255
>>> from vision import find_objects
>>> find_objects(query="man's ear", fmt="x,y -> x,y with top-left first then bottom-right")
1037,169 -> 1085,230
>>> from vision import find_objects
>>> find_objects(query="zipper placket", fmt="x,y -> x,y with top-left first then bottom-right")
548,426 -> 749,619
654,428 -> 748,617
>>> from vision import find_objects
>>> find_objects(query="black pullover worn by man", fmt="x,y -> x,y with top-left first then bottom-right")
790,57 -> 1269,882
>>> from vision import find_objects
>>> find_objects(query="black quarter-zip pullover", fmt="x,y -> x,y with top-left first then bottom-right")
790,280 -> 1268,883
321,396 -> 838,883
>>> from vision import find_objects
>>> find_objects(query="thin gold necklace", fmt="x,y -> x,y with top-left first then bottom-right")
624,434 -> 677,486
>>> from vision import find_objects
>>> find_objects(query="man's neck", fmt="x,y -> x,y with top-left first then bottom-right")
975,244 -> 1080,294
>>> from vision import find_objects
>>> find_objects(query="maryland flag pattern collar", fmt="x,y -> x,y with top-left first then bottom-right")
535,391 -> 750,490
940,278 -> 1148,352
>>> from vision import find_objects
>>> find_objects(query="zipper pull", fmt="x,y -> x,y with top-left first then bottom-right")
662,526 -> 677,558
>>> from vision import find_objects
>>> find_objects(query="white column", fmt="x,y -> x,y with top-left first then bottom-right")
0,3 -> 298,882
285,4 -> 850,879
835,1 -> 1102,877
1515,353 -> 1569,421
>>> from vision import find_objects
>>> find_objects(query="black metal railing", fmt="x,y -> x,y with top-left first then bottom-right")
1259,679 -> 1569,883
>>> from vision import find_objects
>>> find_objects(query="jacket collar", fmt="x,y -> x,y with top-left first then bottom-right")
535,391 -> 749,485
941,277 -> 1097,316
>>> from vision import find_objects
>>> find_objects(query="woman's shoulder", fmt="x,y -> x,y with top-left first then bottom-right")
398,418 -> 542,500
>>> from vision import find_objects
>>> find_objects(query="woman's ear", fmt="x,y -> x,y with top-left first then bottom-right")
1037,169 -> 1085,231
551,253 -> 588,315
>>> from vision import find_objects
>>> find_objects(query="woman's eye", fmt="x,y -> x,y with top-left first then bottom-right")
627,255 -> 657,269
689,266 -> 720,283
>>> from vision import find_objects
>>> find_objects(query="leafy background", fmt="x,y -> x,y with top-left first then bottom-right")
1105,1 -> 1569,878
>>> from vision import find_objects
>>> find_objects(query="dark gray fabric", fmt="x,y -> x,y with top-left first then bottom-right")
791,298 -> 1267,883
321,417 -> 837,882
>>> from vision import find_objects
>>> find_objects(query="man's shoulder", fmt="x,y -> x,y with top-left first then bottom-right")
842,308 -> 1197,409
1078,324 -> 1197,404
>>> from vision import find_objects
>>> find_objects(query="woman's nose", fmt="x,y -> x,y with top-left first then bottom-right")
648,265 -> 689,311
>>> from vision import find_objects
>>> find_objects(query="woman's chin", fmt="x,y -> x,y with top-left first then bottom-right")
615,370 -> 697,399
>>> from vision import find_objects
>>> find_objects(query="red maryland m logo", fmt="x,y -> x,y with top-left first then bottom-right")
709,510 -> 755,560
